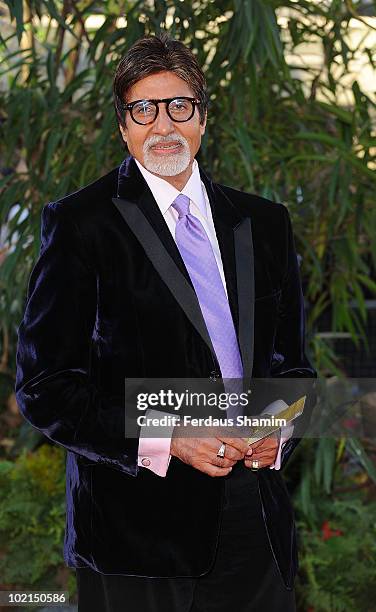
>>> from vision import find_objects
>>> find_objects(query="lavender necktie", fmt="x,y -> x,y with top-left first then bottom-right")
172,194 -> 243,416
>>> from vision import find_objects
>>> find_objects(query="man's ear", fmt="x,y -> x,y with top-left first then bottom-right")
200,110 -> 207,136
119,124 -> 127,144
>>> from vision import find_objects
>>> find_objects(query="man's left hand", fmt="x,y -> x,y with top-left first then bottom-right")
244,432 -> 280,469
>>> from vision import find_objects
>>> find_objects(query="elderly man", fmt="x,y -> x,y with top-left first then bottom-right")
16,33 -> 316,611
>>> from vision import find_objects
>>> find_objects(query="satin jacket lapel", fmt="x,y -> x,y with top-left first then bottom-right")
112,157 -> 215,356
115,155 -> 192,284
234,217 -> 255,387
200,169 -> 255,387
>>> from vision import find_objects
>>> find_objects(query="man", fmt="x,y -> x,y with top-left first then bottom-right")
16,33 -> 316,611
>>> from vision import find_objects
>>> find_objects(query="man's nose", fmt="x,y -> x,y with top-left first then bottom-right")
152,103 -> 174,134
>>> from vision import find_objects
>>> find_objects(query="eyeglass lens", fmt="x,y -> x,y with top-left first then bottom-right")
131,98 -> 194,124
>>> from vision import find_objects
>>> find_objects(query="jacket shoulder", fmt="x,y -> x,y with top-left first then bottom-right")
215,183 -> 291,243
44,166 -> 120,223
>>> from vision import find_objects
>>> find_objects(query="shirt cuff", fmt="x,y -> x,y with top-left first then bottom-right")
137,409 -> 174,477
269,425 -> 294,470
259,399 -> 294,471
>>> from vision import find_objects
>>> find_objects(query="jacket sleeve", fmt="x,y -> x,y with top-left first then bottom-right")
270,205 -> 317,469
15,201 -> 139,475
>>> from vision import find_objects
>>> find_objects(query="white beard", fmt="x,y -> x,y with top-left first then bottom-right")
142,135 -> 191,176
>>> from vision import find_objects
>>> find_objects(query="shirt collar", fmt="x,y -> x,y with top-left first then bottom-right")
134,158 -> 207,218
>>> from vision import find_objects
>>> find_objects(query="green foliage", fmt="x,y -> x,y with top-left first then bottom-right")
0,444 -> 70,589
295,489 -> 376,611
286,435 -> 376,524
284,434 -> 376,609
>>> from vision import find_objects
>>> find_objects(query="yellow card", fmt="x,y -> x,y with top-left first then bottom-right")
246,395 -> 306,445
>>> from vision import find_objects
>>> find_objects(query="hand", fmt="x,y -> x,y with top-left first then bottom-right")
244,432 -> 280,469
170,433 -> 249,477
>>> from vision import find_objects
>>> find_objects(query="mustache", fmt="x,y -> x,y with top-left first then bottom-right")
144,134 -> 188,149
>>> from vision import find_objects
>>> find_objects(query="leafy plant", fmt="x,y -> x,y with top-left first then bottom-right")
294,487 -> 376,611
0,444 -> 75,595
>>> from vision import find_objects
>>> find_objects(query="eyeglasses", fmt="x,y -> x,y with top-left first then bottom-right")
122,97 -> 201,125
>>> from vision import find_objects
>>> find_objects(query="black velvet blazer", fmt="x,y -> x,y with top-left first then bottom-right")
15,155 -> 316,589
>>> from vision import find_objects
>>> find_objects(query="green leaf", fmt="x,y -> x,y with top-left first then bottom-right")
347,438 -> 376,485
42,0 -> 80,41
317,101 -> 353,124
292,131 -> 347,151
4,0 -> 24,43
357,274 -> 376,295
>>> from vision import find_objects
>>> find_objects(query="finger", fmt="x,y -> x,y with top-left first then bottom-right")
215,444 -> 244,462
244,456 -> 262,464
249,433 -> 279,450
212,456 -> 237,469
205,464 -> 233,478
248,438 -> 265,450
246,452 -> 276,465
252,442 -> 279,455
246,447 -> 277,459
249,437 -> 275,451
244,457 -> 263,469
250,447 -> 278,458
208,438 -> 244,461
252,436 -> 278,449
244,457 -> 274,468
244,455 -> 276,468
220,437 -> 249,455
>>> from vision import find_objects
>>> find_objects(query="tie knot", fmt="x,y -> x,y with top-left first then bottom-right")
172,194 -> 190,219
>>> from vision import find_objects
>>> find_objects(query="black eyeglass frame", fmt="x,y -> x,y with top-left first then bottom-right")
122,96 -> 202,125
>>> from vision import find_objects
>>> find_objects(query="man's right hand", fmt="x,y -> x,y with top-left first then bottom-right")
170,433 -> 250,477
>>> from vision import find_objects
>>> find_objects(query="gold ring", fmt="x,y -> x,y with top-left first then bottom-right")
251,459 -> 259,471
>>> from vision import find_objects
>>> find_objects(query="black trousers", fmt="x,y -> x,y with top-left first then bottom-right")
76,462 -> 296,612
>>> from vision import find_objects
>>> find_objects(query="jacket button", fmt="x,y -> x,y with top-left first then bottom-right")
209,371 -> 220,382
141,457 -> 151,467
